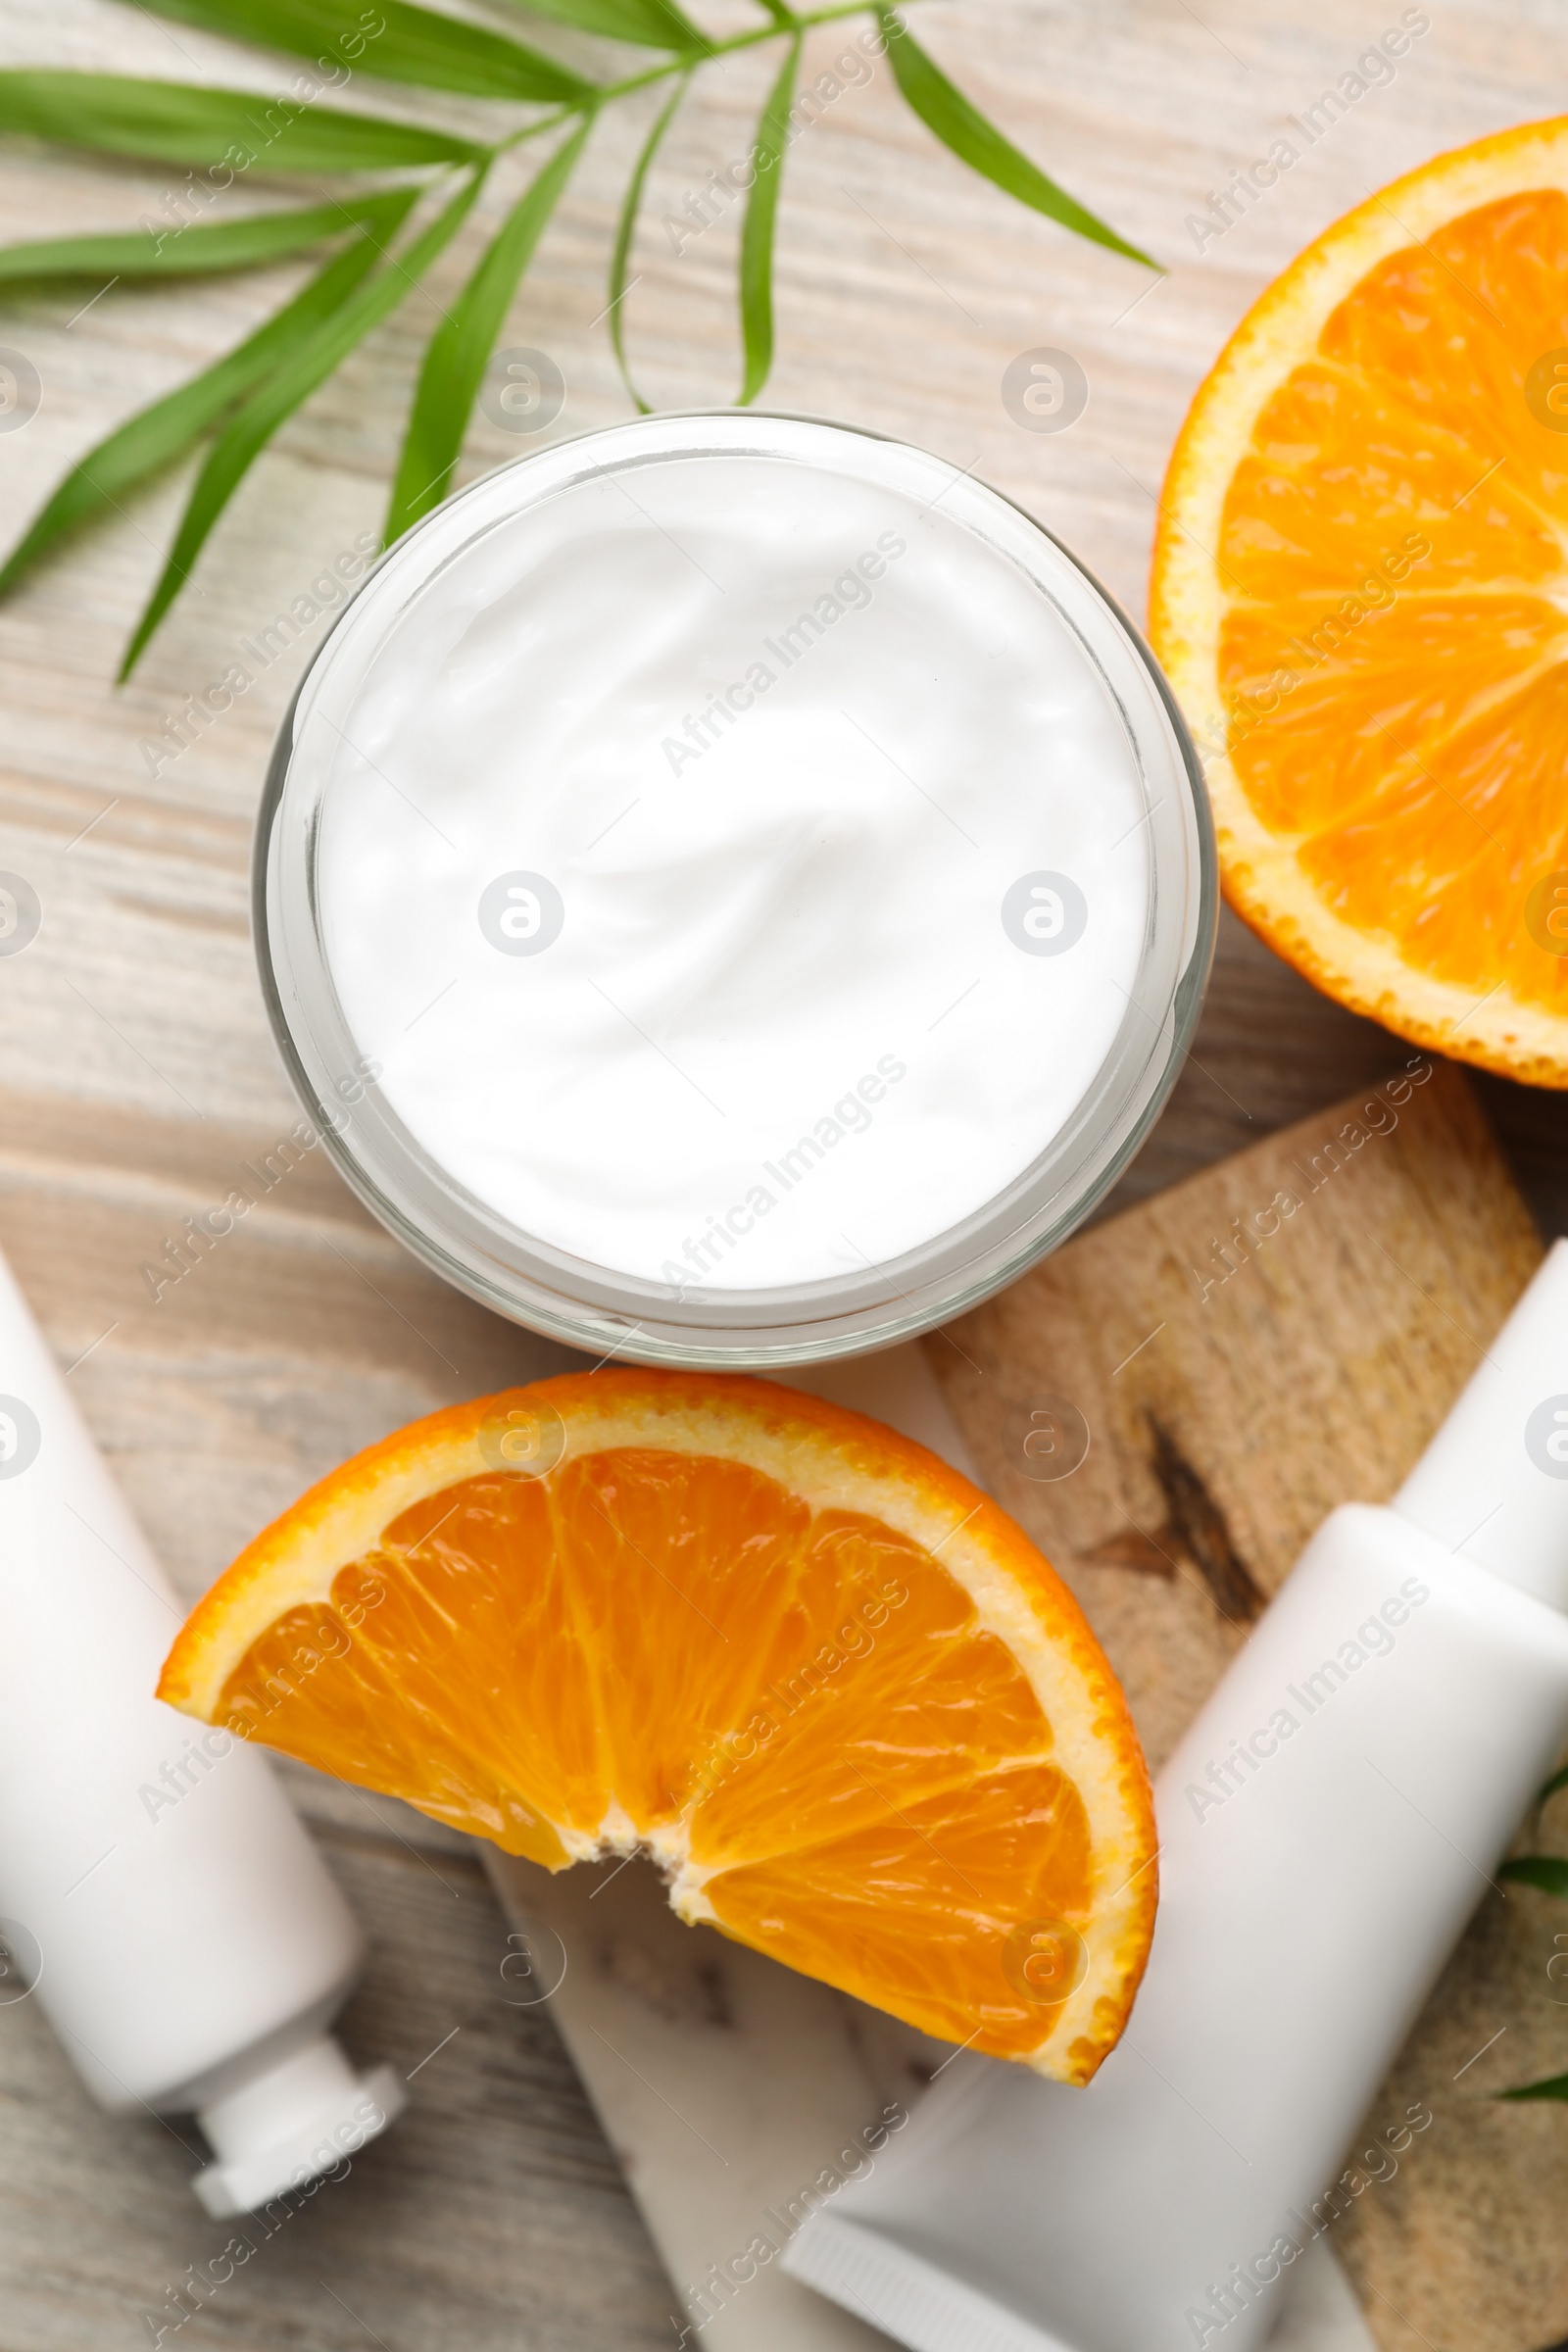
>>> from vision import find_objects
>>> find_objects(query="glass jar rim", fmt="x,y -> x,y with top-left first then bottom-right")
255,409 -> 1216,1367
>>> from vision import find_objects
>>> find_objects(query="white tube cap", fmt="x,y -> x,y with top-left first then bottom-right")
193,2033 -> 406,2218
1395,1237 -> 1568,1612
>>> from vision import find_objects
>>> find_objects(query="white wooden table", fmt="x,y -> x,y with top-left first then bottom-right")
0,0 -> 1565,2344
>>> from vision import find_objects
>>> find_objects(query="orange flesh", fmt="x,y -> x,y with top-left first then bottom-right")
1218,187 -> 1568,1015
217,1448 -> 1094,2058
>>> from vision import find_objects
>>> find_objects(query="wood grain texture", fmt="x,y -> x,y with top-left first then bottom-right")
926,1066 -> 1567,2352
930,1062 -> 1544,1773
1,0 -> 1568,2343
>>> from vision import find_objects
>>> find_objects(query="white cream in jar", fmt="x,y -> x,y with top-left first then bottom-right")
263,415 -> 1210,1360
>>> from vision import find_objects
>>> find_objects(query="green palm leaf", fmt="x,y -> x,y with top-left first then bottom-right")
510,0 -> 709,50
385,122 -> 590,541
121,172 -> 484,675
877,11 -> 1154,268
607,73 -> 688,412
738,29 -> 800,406
0,70 -> 481,171
0,194 -> 409,284
0,2 -> 1169,659
0,190 -> 417,603
1499,2073 -> 1568,2103
1498,1855 -> 1568,1898
141,0 -> 593,105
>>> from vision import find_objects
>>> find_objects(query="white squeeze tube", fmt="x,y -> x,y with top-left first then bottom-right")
785,1239 -> 1568,2352
0,1246 -> 405,2216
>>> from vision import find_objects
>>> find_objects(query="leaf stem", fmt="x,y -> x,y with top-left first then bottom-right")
478,6 -> 929,165
593,1 -> 912,108
494,102 -> 583,155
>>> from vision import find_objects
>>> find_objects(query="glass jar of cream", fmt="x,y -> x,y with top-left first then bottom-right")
256,413 -> 1214,1366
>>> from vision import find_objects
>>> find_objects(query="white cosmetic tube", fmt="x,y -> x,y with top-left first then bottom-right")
786,1240 -> 1568,2352
0,1248 -> 404,2215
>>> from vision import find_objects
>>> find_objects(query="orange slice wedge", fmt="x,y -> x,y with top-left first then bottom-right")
159,1372 -> 1154,2081
1152,117 -> 1568,1086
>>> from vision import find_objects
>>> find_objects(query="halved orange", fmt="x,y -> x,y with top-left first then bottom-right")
159,1372 -> 1154,2081
1152,118 -> 1568,1087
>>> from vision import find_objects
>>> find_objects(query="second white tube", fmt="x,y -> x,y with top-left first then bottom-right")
787,1243 -> 1568,2352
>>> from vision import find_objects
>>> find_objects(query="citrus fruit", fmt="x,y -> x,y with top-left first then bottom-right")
159,1371 -> 1154,2081
1151,117 -> 1568,1087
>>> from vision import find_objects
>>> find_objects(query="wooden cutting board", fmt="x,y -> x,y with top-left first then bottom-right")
495,1060 -> 1568,2352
